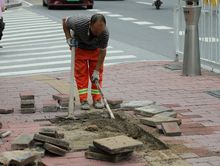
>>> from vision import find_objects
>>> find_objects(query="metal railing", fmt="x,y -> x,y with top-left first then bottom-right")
174,0 -> 220,72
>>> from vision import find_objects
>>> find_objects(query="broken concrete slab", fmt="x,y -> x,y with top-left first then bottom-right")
0,108 -> 14,114
19,92 -> 35,100
161,122 -> 182,136
21,108 -> 36,114
34,134 -> 70,150
39,128 -> 58,138
0,150 -> 40,166
140,116 -> 181,127
121,100 -> 155,110
85,150 -> 132,162
11,134 -> 34,150
93,135 -> 143,154
44,143 -> 68,156
155,111 -> 177,118
156,125 -> 163,134
134,105 -> 173,117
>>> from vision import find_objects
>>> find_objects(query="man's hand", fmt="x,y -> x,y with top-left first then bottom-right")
66,38 -> 77,48
92,70 -> 100,83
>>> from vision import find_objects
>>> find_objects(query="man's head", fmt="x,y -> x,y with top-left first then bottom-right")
90,14 -> 106,37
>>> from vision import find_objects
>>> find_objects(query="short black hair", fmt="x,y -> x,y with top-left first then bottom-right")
90,14 -> 106,25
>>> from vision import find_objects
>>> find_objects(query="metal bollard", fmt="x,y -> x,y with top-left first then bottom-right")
182,0 -> 202,76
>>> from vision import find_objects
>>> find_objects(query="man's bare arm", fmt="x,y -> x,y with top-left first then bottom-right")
62,18 -> 72,40
95,48 -> 106,71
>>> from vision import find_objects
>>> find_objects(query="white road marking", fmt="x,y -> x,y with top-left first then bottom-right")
22,0 -> 33,6
107,14 -> 123,17
133,21 -> 153,25
87,9 -> 101,12
97,11 -> 111,14
150,25 -> 173,30
136,1 -> 152,5
119,17 -> 137,21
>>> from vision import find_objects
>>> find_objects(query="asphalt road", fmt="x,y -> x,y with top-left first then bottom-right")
24,0 -> 178,60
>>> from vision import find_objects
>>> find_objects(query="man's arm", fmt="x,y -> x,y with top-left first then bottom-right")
62,18 -> 72,40
95,48 -> 106,71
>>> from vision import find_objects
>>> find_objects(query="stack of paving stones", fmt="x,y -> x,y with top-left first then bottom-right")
52,94 -> 70,109
19,92 -> 36,114
11,128 -> 70,157
133,104 -> 182,136
33,128 -> 70,156
85,135 -> 143,162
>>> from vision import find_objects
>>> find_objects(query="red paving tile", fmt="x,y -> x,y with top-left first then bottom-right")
1,61 -> 220,165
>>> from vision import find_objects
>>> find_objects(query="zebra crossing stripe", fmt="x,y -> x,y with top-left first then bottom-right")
5,22 -> 59,30
4,29 -> 63,38
0,45 -> 68,52
0,54 -> 135,64
0,55 -> 136,70
2,37 -> 65,46
2,33 -> 64,41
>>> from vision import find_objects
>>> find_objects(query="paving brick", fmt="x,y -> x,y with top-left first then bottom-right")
179,152 -> 199,159
85,150 -> 132,162
93,135 -> 143,154
0,131 -> 11,138
20,99 -> 35,105
39,128 -> 58,138
44,143 -> 68,156
11,134 -> 34,150
107,99 -> 123,105
52,93 -> 69,101
42,100 -> 58,112
34,134 -> 70,150
20,108 -> 36,114
155,111 -> 177,118
134,105 -> 173,117
121,100 -> 156,109
161,122 -> 181,136
21,104 -> 35,108
140,116 -> 181,127
19,92 -> 34,100
0,108 -> 14,114
156,125 -> 163,134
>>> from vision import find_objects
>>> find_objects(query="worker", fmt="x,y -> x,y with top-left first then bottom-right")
0,0 -> 5,48
62,14 -> 109,110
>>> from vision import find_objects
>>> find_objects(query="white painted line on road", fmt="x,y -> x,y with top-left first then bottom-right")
107,46 -> 113,49
178,31 -> 185,36
2,33 -> 64,41
5,23 -> 59,31
0,63 -> 115,77
0,54 -> 135,64
169,31 -> 174,34
97,11 -> 111,14
136,1 -> 152,5
0,55 -> 136,70
107,14 -> 123,17
4,29 -> 63,38
5,17 -> 50,23
3,40 -> 66,48
4,26 -> 62,34
22,0 -> 33,6
5,16 -> 48,22
6,20 -> 57,26
2,37 -> 65,46
133,21 -> 153,25
119,17 -> 137,21
107,50 -> 124,54
0,45 -> 68,53
87,9 -> 101,12
150,26 -> 173,30
0,50 -> 69,58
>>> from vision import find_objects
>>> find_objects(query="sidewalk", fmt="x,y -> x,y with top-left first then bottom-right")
0,61 -> 220,165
